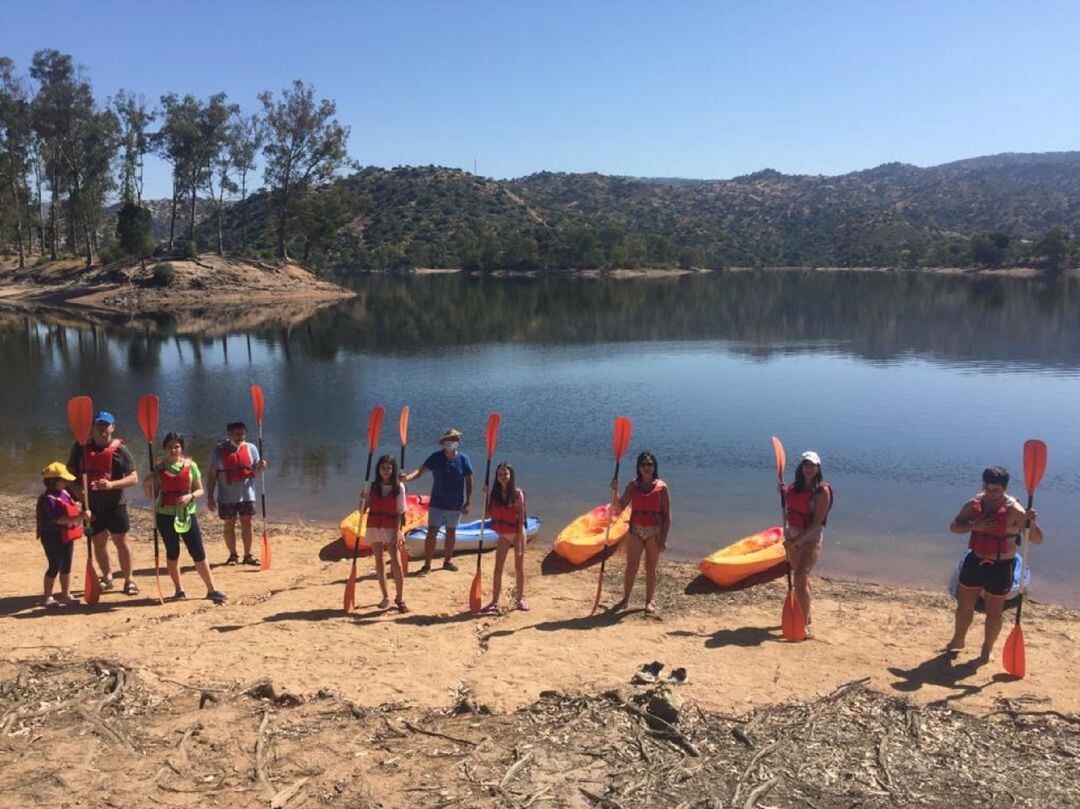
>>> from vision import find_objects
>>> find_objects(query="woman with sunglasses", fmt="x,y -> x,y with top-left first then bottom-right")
782,451 -> 833,636
611,451 -> 671,614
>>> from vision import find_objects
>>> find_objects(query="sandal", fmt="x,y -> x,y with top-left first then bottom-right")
378,597 -> 391,610
123,581 -> 139,596
43,596 -> 61,608
242,555 -> 260,567
481,602 -> 501,615
631,661 -> 665,684
171,590 -> 188,601
99,577 -> 115,591
418,563 -> 431,575
395,600 -> 410,614
208,590 -> 228,604
442,560 -> 459,572
663,667 -> 688,685
515,598 -> 531,612
225,554 -> 239,566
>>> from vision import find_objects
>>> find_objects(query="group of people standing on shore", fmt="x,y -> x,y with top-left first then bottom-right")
33,407 -> 1045,664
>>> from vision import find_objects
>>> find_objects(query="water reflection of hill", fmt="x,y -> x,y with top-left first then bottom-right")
3,272 -> 1079,371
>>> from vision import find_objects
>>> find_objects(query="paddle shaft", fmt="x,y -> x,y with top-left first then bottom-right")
778,481 -> 795,590
257,429 -> 268,525
474,457 -> 493,573
350,451 -> 376,565
1013,493 -> 1036,624
598,460 -> 622,577
145,439 -> 165,601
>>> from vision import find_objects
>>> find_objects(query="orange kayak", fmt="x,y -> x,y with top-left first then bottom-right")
340,494 -> 430,552
553,504 -> 632,565
699,526 -> 786,587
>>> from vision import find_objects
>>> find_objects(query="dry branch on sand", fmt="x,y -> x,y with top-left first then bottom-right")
0,658 -> 1077,808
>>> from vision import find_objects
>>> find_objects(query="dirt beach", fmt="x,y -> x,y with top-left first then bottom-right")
1,494 -> 1077,807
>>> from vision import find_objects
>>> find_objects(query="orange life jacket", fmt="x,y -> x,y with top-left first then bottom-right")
968,494 -> 1018,558
490,489 -> 524,535
37,491 -> 83,543
629,480 -> 667,528
366,485 -> 401,530
785,483 -> 833,528
221,441 -> 257,484
83,438 -> 123,483
159,461 -> 193,507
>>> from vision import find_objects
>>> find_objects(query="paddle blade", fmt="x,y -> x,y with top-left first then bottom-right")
260,529 -> 272,571
84,553 -> 100,605
399,406 -> 410,447
251,384 -> 265,427
782,590 -> 806,642
772,436 -> 786,482
343,561 -> 358,613
67,396 -> 93,444
485,412 -> 502,457
469,568 -> 482,612
1023,440 -> 1047,495
613,416 -> 633,462
1002,624 -> 1026,678
366,406 -> 386,452
137,395 -> 160,443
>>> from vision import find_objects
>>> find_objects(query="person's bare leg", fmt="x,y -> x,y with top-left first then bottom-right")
490,539 -> 509,606
111,533 -> 133,586
643,539 -> 661,613
240,514 -> 254,557
389,541 -> 404,602
223,517 -> 238,557
949,586 -> 981,651
374,545 -> 388,602
619,535 -> 644,608
978,595 -> 1007,663
167,559 -> 183,594
423,525 -> 438,569
92,531 -> 113,583
443,526 -> 457,563
794,541 -> 821,626
514,535 -> 526,603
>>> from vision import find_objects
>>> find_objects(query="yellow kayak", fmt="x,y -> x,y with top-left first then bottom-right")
699,526 -> 786,587
340,494 -> 430,552
553,504 -> 632,566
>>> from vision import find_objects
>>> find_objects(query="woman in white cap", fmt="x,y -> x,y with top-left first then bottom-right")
782,451 -> 833,636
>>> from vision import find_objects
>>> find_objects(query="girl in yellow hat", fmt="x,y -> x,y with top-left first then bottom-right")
36,462 -> 88,607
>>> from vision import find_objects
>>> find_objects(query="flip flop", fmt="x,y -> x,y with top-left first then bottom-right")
481,602 -> 501,615
395,600 -> 410,614
378,597 -> 391,610
515,599 -> 531,612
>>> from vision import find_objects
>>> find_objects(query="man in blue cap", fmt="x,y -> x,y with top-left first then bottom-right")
66,411 -> 140,595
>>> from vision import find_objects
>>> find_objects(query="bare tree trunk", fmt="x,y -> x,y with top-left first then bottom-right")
34,161 -> 45,256
276,179 -> 291,260
168,175 -> 178,251
239,174 -> 248,253
48,168 -> 59,260
216,195 -> 224,256
188,166 -> 197,249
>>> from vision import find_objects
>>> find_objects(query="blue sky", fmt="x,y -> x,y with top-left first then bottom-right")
5,0 -> 1079,198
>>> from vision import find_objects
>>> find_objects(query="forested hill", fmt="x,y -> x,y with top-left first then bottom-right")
210,151 -> 1080,274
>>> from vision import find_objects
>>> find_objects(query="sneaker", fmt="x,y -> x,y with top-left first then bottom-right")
242,555 -> 259,567
100,577 -> 115,591
43,596 -> 61,608
442,560 -> 459,572
123,581 -> 139,596
225,554 -> 239,566
208,590 -> 227,604
378,597 -> 391,610
515,598 -> 531,612
58,593 -> 79,605
663,667 -> 688,685
171,590 -> 188,601
631,661 -> 665,684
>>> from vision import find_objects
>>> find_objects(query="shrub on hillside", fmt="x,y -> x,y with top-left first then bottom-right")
150,262 -> 176,287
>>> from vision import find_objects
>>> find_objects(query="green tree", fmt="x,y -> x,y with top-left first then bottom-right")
259,80 -> 350,260
228,112 -> 265,252
111,89 -> 154,205
0,57 -> 32,267
116,202 -> 153,260
1036,226 -> 1072,271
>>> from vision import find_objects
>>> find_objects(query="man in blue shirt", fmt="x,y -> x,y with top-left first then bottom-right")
402,428 -> 473,573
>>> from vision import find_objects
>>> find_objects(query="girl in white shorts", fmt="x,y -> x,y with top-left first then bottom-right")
364,454 -> 408,612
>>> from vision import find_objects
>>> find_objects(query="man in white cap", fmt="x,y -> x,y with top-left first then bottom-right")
401,428 -> 473,573
66,410 -> 140,595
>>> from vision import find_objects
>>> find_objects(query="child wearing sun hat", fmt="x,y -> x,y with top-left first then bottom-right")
35,461 -> 88,607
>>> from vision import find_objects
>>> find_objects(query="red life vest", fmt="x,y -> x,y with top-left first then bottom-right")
37,492 -> 83,543
629,480 -> 667,527
490,490 -> 524,535
83,439 -> 123,483
968,494 -> 1017,557
159,461 -> 193,506
221,442 -> 257,484
366,484 -> 401,530
785,483 -> 833,528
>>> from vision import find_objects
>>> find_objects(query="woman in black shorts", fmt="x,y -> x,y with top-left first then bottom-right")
145,432 -> 227,603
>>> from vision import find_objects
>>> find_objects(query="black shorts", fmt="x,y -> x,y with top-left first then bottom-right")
218,501 -> 256,519
41,535 -> 75,577
156,513 -> 207,563
90,504 -> 130,537
958,551 -> 1013,597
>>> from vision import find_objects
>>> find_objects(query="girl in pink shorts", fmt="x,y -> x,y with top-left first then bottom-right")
483,463 -> 529,613
364,454 -> 408,612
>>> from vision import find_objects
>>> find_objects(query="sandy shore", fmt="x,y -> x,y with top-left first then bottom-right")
3,492 -> 1078,807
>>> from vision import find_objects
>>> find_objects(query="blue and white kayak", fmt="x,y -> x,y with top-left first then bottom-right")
948,553 -> 1031,601
405,517 -> 540,558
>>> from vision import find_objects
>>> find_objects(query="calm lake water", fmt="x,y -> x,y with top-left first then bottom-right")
3,271 -> 1079,605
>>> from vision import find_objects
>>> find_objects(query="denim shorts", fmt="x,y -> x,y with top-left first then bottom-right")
427,506 -> 462,529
